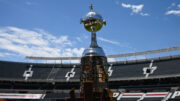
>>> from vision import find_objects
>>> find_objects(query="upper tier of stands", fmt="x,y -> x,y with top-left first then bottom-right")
0,46 -> 180,82
0,55 -> 180,82
0,46 -> 180,101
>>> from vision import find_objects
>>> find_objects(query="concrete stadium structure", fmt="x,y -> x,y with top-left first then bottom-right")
0,46 -> 180,101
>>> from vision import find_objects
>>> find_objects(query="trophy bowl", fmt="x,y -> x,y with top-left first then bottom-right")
81,11 -> 106,32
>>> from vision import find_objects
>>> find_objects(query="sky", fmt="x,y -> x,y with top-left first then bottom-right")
0,0 -> 180,62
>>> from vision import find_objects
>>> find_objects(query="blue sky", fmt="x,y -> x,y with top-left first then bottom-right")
0,0 -> 180,62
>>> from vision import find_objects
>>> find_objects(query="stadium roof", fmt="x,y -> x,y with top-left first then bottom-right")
26,46 -> 180,60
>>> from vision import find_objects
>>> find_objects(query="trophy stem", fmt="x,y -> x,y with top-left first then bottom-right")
90,32 -> 98,48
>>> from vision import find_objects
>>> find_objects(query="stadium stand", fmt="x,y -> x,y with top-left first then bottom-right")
0,61 -> 27,80
30,64 -> 53,80
109,55 -> 180,80
0,47 -> 180,100
0,55 -> 180,82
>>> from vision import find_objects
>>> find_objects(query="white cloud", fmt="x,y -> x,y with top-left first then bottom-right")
0,52 -> 16,57
121,3 -> 149,16
76,37 -> 82,42
140,13 -> 149,16
0,27 -> 49,46
178,4 -> 180,8
98,37 -> 134,50
165,10 -> 180,16
71,48 -> 85,56
122,3 -> 143,13
166,3 -> 180,16
53,36 -> 72,45
98,37 -> 120,45
0,27 -> 84,59
122,3 -> 131,8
